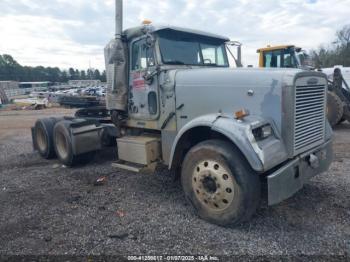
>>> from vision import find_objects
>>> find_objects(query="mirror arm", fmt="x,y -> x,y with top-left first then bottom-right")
143,65 -> 160,85
226,41 -> 243,67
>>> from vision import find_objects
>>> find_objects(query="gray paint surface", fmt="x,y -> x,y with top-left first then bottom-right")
176,68 -> 299,132
174,67 -> 298,131
166,67 -> 331,172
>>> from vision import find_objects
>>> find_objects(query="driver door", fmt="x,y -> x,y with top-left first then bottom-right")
128,37 -> 159,120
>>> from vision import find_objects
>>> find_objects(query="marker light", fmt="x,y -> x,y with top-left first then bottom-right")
234,109 -> 250,120
142,20 -> 152,25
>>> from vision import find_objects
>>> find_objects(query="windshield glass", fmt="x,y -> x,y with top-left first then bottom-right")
158,30 -> 229,67
295,50 -> 314,68
282,49 -> 297,68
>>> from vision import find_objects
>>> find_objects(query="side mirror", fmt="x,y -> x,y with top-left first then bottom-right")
146,47 -> 155,67
143,66 -> 159,85
145,34 -> 155,48
145,35 -> 156,68
143,71 -> 154,85
226,41 -> 243,68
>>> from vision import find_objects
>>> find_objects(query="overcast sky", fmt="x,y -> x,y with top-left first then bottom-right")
0,0 -> 349,70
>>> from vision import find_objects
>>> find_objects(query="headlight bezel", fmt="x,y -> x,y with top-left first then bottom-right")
252,124 -> 273,141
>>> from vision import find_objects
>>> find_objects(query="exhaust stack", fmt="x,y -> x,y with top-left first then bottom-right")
115,0 -> 123,39
105,0 -> 128,111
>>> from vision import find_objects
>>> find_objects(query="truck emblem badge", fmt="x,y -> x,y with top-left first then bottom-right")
307,78 -> 318,85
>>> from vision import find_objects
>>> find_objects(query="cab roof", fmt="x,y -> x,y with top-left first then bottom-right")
124,25 -> 230,42
257,45 -> 299,53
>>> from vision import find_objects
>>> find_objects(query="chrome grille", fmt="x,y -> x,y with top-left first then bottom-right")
294,81 -> 326,155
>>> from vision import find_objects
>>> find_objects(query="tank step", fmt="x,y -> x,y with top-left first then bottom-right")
112,160 -> 157,173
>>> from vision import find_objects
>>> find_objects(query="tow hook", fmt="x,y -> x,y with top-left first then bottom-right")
308,154 -> 319,169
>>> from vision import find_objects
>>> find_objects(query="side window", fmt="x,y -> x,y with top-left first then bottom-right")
131,39 -> 155,71
202,45 -> 216,64
201,44 -> 226,66
264,51 -> 281,68
264,52 -> 271,67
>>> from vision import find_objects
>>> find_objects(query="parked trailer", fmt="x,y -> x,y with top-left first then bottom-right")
31,0 -> 333,226
58,95 -> 101,108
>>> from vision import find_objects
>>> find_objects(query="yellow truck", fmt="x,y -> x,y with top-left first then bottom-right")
257,45 -> 313,69
257,45 -> 350,126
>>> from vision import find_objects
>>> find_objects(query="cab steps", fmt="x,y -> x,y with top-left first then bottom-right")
112,160 -> 157,173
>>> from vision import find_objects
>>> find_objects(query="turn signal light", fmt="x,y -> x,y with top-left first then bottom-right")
234,109 -> 250,120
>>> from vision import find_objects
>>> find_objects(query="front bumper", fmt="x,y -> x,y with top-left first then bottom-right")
267,138 -> 333,205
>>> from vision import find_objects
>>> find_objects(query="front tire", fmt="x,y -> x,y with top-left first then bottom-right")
181,140 -> 260,226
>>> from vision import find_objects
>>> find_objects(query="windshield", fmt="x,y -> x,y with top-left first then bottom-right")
262,48 -> 314,69
295,50 -> 314,68
262,48 -> 297,68
158,30 -> 229,67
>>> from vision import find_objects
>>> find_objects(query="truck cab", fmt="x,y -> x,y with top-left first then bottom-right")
126,25 -> 231,122
31,1 -> 333,227
257,45 -> 313,69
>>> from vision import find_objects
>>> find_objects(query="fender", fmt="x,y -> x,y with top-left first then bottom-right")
212,115 -> 288,172
64,119 -> 103,155
169,114 -> 267,172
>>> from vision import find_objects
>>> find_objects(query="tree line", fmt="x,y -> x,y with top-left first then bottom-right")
311,24 -> 350,68
1,24 -> 349,82
0,55 -> 106,83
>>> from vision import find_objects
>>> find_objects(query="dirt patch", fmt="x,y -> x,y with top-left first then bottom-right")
0,109 -> 349,257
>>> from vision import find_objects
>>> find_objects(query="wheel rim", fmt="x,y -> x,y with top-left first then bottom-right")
55,131 -> 68,159
36,126 -> 47,152
192,160 -> 235,211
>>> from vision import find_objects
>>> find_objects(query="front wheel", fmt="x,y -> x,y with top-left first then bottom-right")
181,140 -> 261,226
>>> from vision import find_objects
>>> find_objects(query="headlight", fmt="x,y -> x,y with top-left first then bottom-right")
252,124 -> 273,141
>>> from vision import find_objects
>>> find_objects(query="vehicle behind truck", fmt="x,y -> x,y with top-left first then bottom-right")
31,0 -> 333,226
257,45 -> 350,126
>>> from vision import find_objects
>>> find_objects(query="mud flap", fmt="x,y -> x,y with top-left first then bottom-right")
68,120 -> 103,155
31,127 -> 38,151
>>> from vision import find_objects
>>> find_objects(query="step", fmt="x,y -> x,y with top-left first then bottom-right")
112,160 -> 157,173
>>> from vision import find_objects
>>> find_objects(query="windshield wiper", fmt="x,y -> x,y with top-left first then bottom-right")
203,63 -> 218,66
164,60 -> 185,65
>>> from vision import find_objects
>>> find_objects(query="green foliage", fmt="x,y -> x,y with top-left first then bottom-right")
311,24 -> 350,68
0,54 -> 106,83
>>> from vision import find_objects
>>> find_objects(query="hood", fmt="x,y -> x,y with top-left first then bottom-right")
173,67 -> 302,131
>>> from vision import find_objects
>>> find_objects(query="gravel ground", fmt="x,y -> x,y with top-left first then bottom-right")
0,108 -> 349,258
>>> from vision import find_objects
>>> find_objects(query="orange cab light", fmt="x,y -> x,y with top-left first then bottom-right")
142,19 -> 152,25
234,109 -> 250,120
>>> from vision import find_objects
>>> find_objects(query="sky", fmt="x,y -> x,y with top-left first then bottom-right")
0,0 -> 349,70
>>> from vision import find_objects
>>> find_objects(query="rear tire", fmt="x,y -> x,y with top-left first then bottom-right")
181,139 -> 261,226
327,91 -> 343,127
33,118 -> 62,159
53,121 -> 95,167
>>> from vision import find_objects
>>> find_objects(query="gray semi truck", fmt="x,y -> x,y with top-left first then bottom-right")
31,0 -> 333,226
